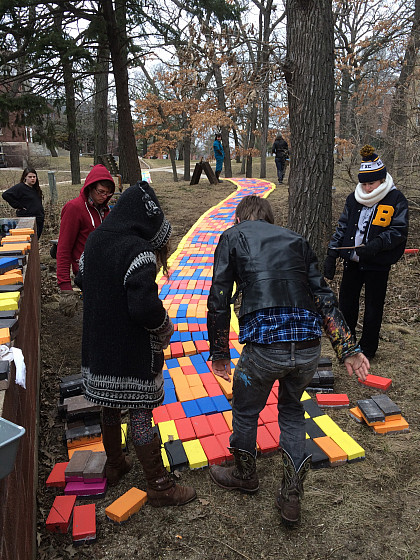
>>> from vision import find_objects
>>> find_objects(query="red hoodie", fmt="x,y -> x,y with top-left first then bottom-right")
57,165 -> 115,291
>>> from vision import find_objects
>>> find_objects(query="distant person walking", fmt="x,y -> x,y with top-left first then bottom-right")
2,167 -> 44,238
272,133 -> 289,185
213,133 -> 225,183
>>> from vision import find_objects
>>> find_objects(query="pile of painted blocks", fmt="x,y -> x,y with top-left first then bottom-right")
0,227 -> 32,389
350,394 -> 409,434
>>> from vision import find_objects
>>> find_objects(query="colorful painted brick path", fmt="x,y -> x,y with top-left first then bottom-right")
155,177 -> 365,471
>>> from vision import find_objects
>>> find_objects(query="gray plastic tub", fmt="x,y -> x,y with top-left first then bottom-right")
0,417 -> 25,480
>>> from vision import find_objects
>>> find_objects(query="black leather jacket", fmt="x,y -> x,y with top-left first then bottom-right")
207,220 -> 358,362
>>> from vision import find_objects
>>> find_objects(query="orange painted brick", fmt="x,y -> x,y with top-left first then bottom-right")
373,417 -> 409,434
222,410 -> 233,431
0,272 -> 22,285
215,374 -> 233,399
186,374 -> 203,388
313,436 -> 347,465
0,327 -> 10,344
190,385 -> 208,399
349,407 -> 364,423
163,346 -> 171,360
67,442 -> 104,459
175,386 -> 195,402
178,322 -> 189,332
178,356 -> 192,367
105,487 -> 148,523
9,228 -> 34,235
182,340 -> 196,356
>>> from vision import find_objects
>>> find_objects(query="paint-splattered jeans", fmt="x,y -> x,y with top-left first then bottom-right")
229,341 -> 320,468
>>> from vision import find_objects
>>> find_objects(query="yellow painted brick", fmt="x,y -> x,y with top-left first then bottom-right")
314,415 -> 344,437
0,299 -> 18,311
196,306 -> 207,318
330,431 -> 365,461
0,291 -> 20,301
105,488 -> 148,523
160,447 -> 171,471
187,280 -> 196,289
301,391 -> 311,401
183,439 -> 208,469
304,411 -> 310,419
158,420 -> 179,443
121,423 -> 128,449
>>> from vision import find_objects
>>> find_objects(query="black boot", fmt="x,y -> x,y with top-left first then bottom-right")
102,423 -> 133,486
209,448 -> 259,493
276,449 -> 311,527
215,170 -> 223,183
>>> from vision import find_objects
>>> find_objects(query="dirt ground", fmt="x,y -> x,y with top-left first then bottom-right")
32,162 -> 420,560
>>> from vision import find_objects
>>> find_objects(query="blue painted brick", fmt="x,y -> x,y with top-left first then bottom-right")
181,400 -> 201,418
212,395 -> 231,413
165,358 -> 180,369
196,397 -> 217,415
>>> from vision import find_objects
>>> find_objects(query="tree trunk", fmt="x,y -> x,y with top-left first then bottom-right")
182,111 -> 191,181
260,87 -> 268,178
213,63 -> 232,178
169,148 -> 179,182
62,56 -> 80,185
101,0 -> 141,185
285,0 -> 335,261
246,101 -> 258,178
94,43 -> 109,164
384,0 -> 420,171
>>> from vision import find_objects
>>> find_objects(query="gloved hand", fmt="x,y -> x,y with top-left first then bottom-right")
323,255 -> 337,280
355,237 -> 383,259
59,290 -> 79,318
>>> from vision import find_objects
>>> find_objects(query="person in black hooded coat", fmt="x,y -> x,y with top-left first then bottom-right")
77,181 -> 196,507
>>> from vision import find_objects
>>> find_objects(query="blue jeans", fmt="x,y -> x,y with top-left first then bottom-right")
229,341 -> 320,468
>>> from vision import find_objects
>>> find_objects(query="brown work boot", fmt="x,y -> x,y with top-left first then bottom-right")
135,435 -> 196,507
209,448 -> 259,493
276,449 -> 311,527
102,423 -> 132,486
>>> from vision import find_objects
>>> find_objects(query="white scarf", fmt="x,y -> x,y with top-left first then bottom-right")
354,172 -> 394,207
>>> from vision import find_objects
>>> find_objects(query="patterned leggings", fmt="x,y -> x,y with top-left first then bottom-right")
102,406 -> 154,446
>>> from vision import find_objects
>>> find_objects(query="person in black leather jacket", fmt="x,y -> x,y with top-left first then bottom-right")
207,195 -> 369,527
324,145 -> 408,359
272,133 -> 289,184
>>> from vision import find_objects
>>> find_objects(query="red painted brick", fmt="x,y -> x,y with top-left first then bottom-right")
199,435 -> 226,465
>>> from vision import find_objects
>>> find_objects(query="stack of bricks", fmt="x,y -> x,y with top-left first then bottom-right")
307,356 -> 335,393
0,228 -> 31,390
350,394 -> 409,434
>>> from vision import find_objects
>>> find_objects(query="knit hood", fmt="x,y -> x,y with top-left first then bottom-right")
81,164 -> 115,201
99,180 -> 172,249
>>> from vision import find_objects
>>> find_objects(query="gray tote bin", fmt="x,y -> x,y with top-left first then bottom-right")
0,417 -> 25,480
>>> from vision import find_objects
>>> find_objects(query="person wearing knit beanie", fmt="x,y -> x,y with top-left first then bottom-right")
323,145 -> 409,359
76,180 -> 196,506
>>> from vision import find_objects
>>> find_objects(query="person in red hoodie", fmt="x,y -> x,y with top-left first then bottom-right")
57,164 -> 115,316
